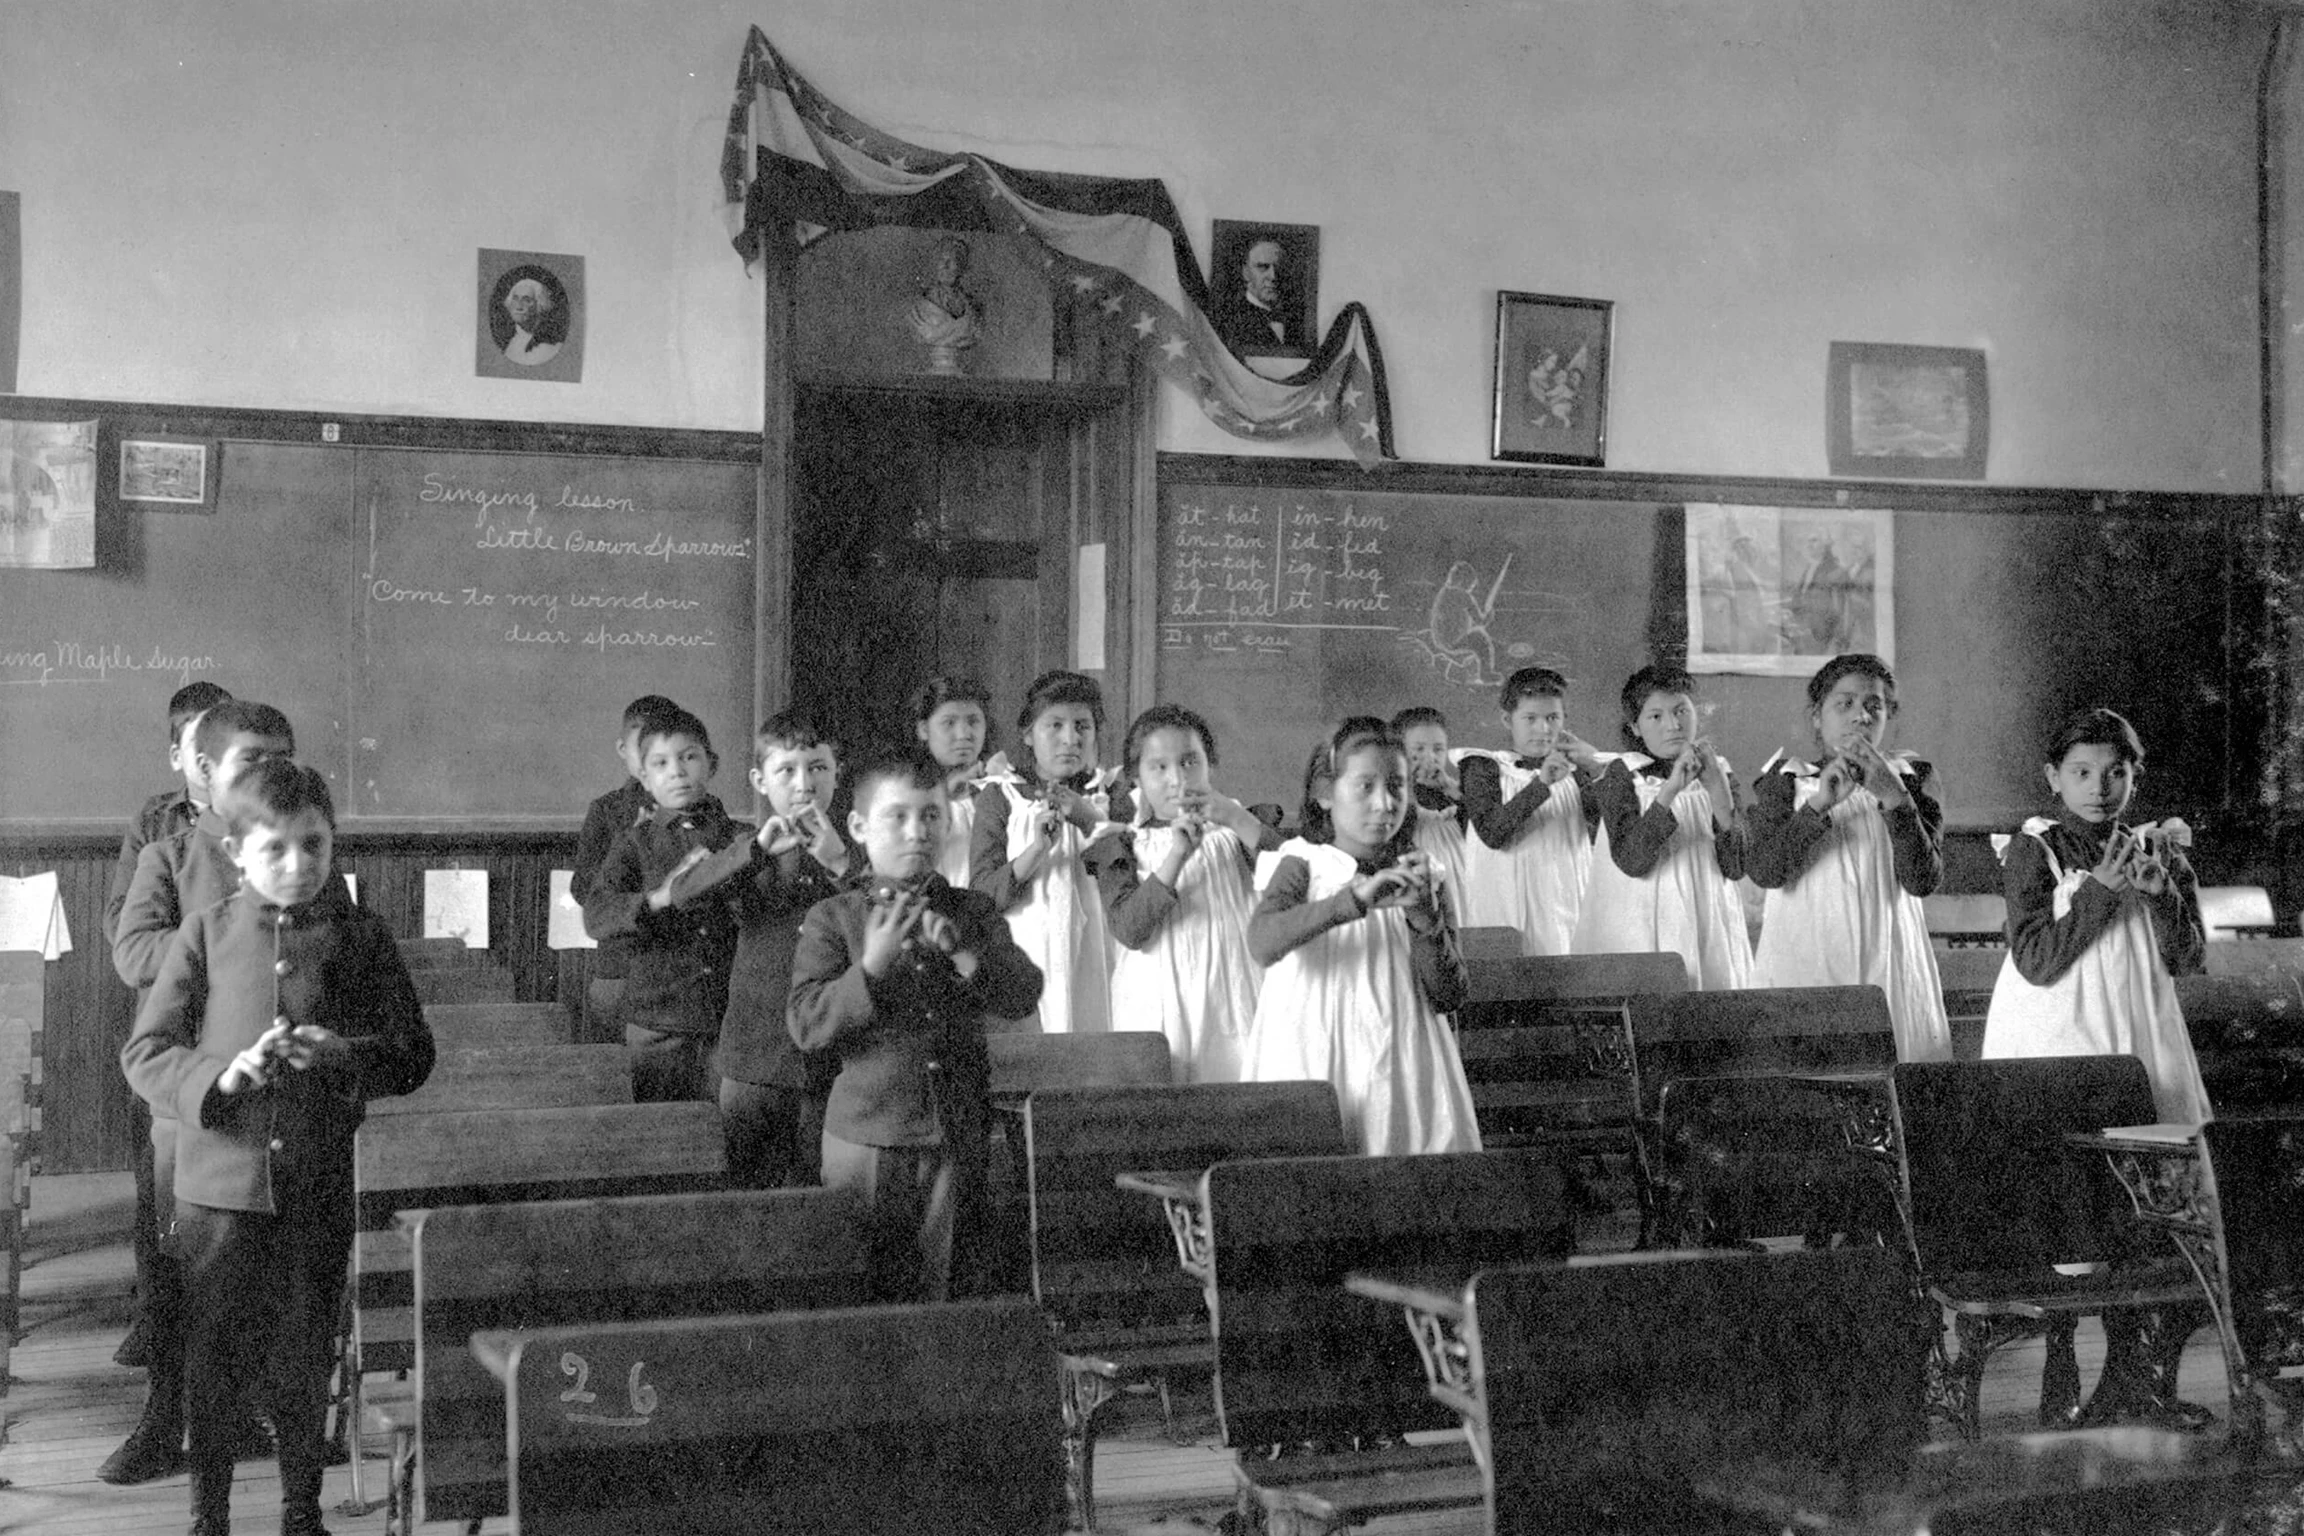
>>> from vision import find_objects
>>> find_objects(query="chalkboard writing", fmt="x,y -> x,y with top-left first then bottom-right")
1155,483 -> 1659,811
0,440 -> 754,827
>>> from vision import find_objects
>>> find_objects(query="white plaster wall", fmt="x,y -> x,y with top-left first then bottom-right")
0,0 -> 2270,489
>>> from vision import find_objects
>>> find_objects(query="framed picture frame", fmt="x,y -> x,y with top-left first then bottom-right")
1826,341 -> 1987,480
1208,220 -> 1319,360
117,435 -> 214,511
476,247 -> 586,383
1490,291 -> 1613,467
1684,503 -> 1894,676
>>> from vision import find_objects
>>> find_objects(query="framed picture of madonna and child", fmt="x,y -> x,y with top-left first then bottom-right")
1490,290 -> 1613,468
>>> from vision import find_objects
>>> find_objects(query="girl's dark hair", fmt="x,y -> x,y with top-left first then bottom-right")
1390,705 -> 1447,735
1297,716 -> 1409,850
1015,670 -> 1105,781
218,758 -> 335,838
2044,707 -> 2144,768
1617,664 -> 1698,749
1806,653 -> 1899,716
1123,704 -> 1218,774
910,675 -> 992,725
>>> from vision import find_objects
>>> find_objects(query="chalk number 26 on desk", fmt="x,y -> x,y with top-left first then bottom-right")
559,1350 -> 659,1418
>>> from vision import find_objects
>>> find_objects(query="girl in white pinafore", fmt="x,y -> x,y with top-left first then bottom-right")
911,675 -> 995,887
1453,672 -> 1599,955
1570,666 -> 1752,990
969,670 -> 1118,1035
1981,708 -> 2210,1126
1392,708 -> 1472,927
1245,719 -> 1480,1155
1748,654 -> 1951,1061
1097,705 -> 1274,1084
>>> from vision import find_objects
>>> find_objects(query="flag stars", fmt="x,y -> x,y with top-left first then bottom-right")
1071,274 -> 1100,294
1132,313 -> 1158,338
1359,417 -> 1382,442
1341,384 -> 1363,411
1160,335 -> 1190,362
1099,295 -> 1123,316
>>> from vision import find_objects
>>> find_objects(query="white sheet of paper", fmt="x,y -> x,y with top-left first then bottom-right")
0,873 -> 61,957
42,894 -> 70,961
341,872 -> 358,905
1074,541 -> 1106,672
546,868 -> 595,950
422,869 -> 490,949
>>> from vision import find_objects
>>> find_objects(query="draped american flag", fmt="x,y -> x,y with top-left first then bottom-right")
720,27 -> 1395,467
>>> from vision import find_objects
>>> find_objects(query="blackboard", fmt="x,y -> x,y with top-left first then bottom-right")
1155,462 -> 2246,830
0,435 -> 755,827
1154,480 -> 1659,810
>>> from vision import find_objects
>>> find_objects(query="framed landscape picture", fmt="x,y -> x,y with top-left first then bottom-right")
1491,291 -> 1612,467
118,436 -> 213,510
1827,341 -> 1987,480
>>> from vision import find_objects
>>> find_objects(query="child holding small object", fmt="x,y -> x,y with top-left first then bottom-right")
1092,704 -> 1276,1084
1389,706 -> 1471,927
121,760 -> 434,1536
1571,665 -> 1752,989
1244,717 -> 1478,1155
912,675 -> 995,886
1747,654 -> 1951,1061
970,669 -> 1122,1034
1983,707 -> 2210,1431
1455,668 -> 1603,956
664,710 -> 851,1187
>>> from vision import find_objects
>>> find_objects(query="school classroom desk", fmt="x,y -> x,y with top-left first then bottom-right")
1112,1167 -> 1210,1282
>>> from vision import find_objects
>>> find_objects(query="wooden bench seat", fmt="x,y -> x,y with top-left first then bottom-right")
400,1188 -> 868,1530
423,1001 -> 568,1051
1020,1081 -> 1350,1532
1630,985 -> 1899,1247
2177,972 -> 2304,1112
988,1029 -> 1171,1102
1888,1055 -> 2203,1440
366,1043 -> 629,1116
411,964 -> 518,1005
1454,951 -> 1685,1147
397,935 -> 489,969
482,1299 -> 1066,1535
1202,1148 -> 1573,1536
1936,945 -> 2002,1061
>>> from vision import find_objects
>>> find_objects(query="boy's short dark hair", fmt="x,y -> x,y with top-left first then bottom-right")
1498,668 -> 1568,712
1617,665 -> 1698,749
1390,706 -> 1448,736
849,747 -> 948,818
2045,707 -> 2144,769
1806,653 -> 1899,716
1123,703 -> 1218,773
753,709 -> 835,768
621,694 -> 684,735
167,681 -> 232,742
195,700 -> 295,766
911,675 -> 993,724
638,707 -> 716,770
217,758 -> 335,839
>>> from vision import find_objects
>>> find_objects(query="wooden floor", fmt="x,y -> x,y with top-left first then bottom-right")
0,1173 -> 2237,1536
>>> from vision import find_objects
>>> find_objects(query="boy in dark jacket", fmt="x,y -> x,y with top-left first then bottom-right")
121,760 -> 434,1536
788,748 -> 1041,1301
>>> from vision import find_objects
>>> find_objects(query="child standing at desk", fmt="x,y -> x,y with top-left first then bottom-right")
569,694 -> 684,1042
1747,654 -> 1950,1061
1456,668 -> 1602,955
970,669 -> 1121,1034
582,706 -> 742,1104
121,760 -> 434,1536
1389,706 -> 1470,927
912,675 -> 994,886
1983,706 -> 2210,1429
664,709 -> 850,1187
1244,717 -> 1478,1155
789,749 -> 1043,1301
1572,665 -> 1752,990
1093,704 -> 1276,1084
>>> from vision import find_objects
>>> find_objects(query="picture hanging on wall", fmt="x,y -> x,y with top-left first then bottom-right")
0,418 -> 96,569
1826,341 -> 1986,479
1208,220 -> 1319,361
118,437 -> 213,511
1490,291 -> 1612,467
1683,503 -> 1894,676
476,248 -> 585,384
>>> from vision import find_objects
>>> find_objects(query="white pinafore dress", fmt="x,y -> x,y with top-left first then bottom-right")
1571,755 -> 1753,991
1243,839 -> 1482,1156
1405,798 -> 1471,928
1750,753 -> 1951,1061
985,768 -> 1116,1035
1108,821 -> 1262,1084
1980,818 -> 2212,1125
1453,749 -> 1592,956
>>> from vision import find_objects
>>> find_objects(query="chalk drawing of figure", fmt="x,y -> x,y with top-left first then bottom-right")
1426,558 -> 1507,686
